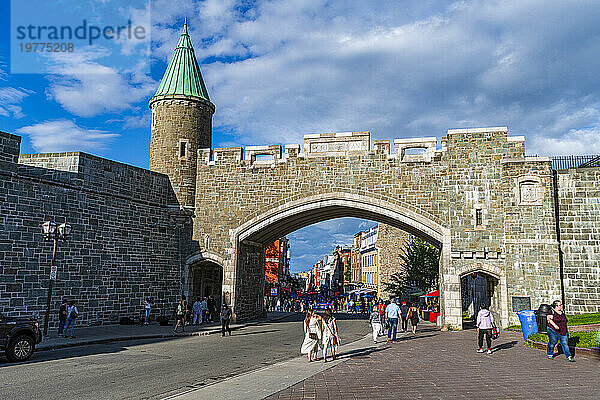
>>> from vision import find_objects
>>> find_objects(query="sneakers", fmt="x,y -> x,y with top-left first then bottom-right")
567,356 -> 575,362
486,349 -> 492,354
476,348 -> 485,353
548,354 -> 554,359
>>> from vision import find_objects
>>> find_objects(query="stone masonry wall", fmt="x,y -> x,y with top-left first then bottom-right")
0,133 -> 181,327
500,158 -> 562,323
0,131 -> 20,164
237,241 -> 267,320
557,168 -> 600,313
193,128 -> 564,327
376,224 -> 410,300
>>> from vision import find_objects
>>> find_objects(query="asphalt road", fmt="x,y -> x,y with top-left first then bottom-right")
0,313 -> 370,400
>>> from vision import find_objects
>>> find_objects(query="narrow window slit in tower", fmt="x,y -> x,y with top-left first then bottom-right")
180,142 -> 187,158
475,208 -> 483,226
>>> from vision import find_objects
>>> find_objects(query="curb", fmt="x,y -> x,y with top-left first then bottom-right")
37,313 -> 295,352
525,338 -> 600,358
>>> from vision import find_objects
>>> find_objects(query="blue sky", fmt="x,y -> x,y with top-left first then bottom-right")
2,1 -> 600,272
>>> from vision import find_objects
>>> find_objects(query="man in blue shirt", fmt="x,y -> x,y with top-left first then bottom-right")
386,298 -> 400,341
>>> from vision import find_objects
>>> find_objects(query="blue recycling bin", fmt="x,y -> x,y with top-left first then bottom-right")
517,310 -> 538,340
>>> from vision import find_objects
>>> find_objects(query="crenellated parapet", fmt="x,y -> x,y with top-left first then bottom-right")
196,126 -> 527,168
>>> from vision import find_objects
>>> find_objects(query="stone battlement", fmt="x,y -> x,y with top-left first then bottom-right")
197,127 -> 524,167
16,148 -> 173,206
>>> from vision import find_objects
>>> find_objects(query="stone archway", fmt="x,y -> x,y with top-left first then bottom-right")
228,192 -> 456,326
456,262 -> 509,328
185,251 -> 224,309
191,128 -> 563,329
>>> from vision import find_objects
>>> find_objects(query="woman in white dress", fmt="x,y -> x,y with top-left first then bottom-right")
300,310 -> 322,362
321,309 -> 339,362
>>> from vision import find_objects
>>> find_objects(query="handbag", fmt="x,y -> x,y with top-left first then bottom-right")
490,323 -> 500,340
309,332 -> 318,340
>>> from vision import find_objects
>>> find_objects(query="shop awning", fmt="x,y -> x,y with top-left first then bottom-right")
422,289 -> 440,297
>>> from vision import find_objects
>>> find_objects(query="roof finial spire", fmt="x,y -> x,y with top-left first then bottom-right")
183,18 -> 188,34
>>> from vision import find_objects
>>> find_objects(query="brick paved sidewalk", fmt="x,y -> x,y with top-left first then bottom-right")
37,311 -> 295,351
267,324 -> 600,400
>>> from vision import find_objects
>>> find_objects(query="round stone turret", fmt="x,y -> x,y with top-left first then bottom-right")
149,20 -> 215,208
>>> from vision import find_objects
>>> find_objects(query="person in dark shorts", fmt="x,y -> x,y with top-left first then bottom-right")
547,300 -> 574,362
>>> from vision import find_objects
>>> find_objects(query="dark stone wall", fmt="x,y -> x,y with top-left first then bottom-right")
0,131 -> 20,164
235,241 -> 266,321
0,137 -> 182,327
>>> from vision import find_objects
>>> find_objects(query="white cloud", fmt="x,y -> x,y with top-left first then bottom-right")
529,127 -> 600,156
45,47 -> 156,117
145,0 -> 600,155
0,87 -> 33,118
16,119 -> 119,153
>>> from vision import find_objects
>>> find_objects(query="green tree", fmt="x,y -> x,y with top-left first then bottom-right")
383,237 -> 440,299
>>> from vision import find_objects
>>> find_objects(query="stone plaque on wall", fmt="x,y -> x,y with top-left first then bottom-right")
512,296 -> 531,312
304,131 -> 370,157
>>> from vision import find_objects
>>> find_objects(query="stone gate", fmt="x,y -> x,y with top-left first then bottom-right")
190,128 -> 562,328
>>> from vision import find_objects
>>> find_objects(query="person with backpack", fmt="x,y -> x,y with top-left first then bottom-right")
476,303 -> 494,354
64,300 -> 78,338
58,299 -> 68,336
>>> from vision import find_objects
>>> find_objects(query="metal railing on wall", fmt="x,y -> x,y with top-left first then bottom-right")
551,155 -> 600,170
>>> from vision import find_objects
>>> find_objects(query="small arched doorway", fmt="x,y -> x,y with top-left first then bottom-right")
460,270 -> 503,329
185,252 -> 224,308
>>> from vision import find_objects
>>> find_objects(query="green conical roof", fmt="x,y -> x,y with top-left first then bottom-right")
152,20 -> 211,102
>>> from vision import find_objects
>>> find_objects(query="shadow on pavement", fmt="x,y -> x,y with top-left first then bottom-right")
230,329 -> 280,336
492,340 -> 518,352
337,346 -> 386,360
0,336 -> 189,367
392,334 -> 438,342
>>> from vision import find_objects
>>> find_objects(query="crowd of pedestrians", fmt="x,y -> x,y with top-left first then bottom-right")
172,295 -> 221,333
366,297 -> 422,343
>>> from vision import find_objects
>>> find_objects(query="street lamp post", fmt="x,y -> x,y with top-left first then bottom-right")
41,221 -> 72,337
